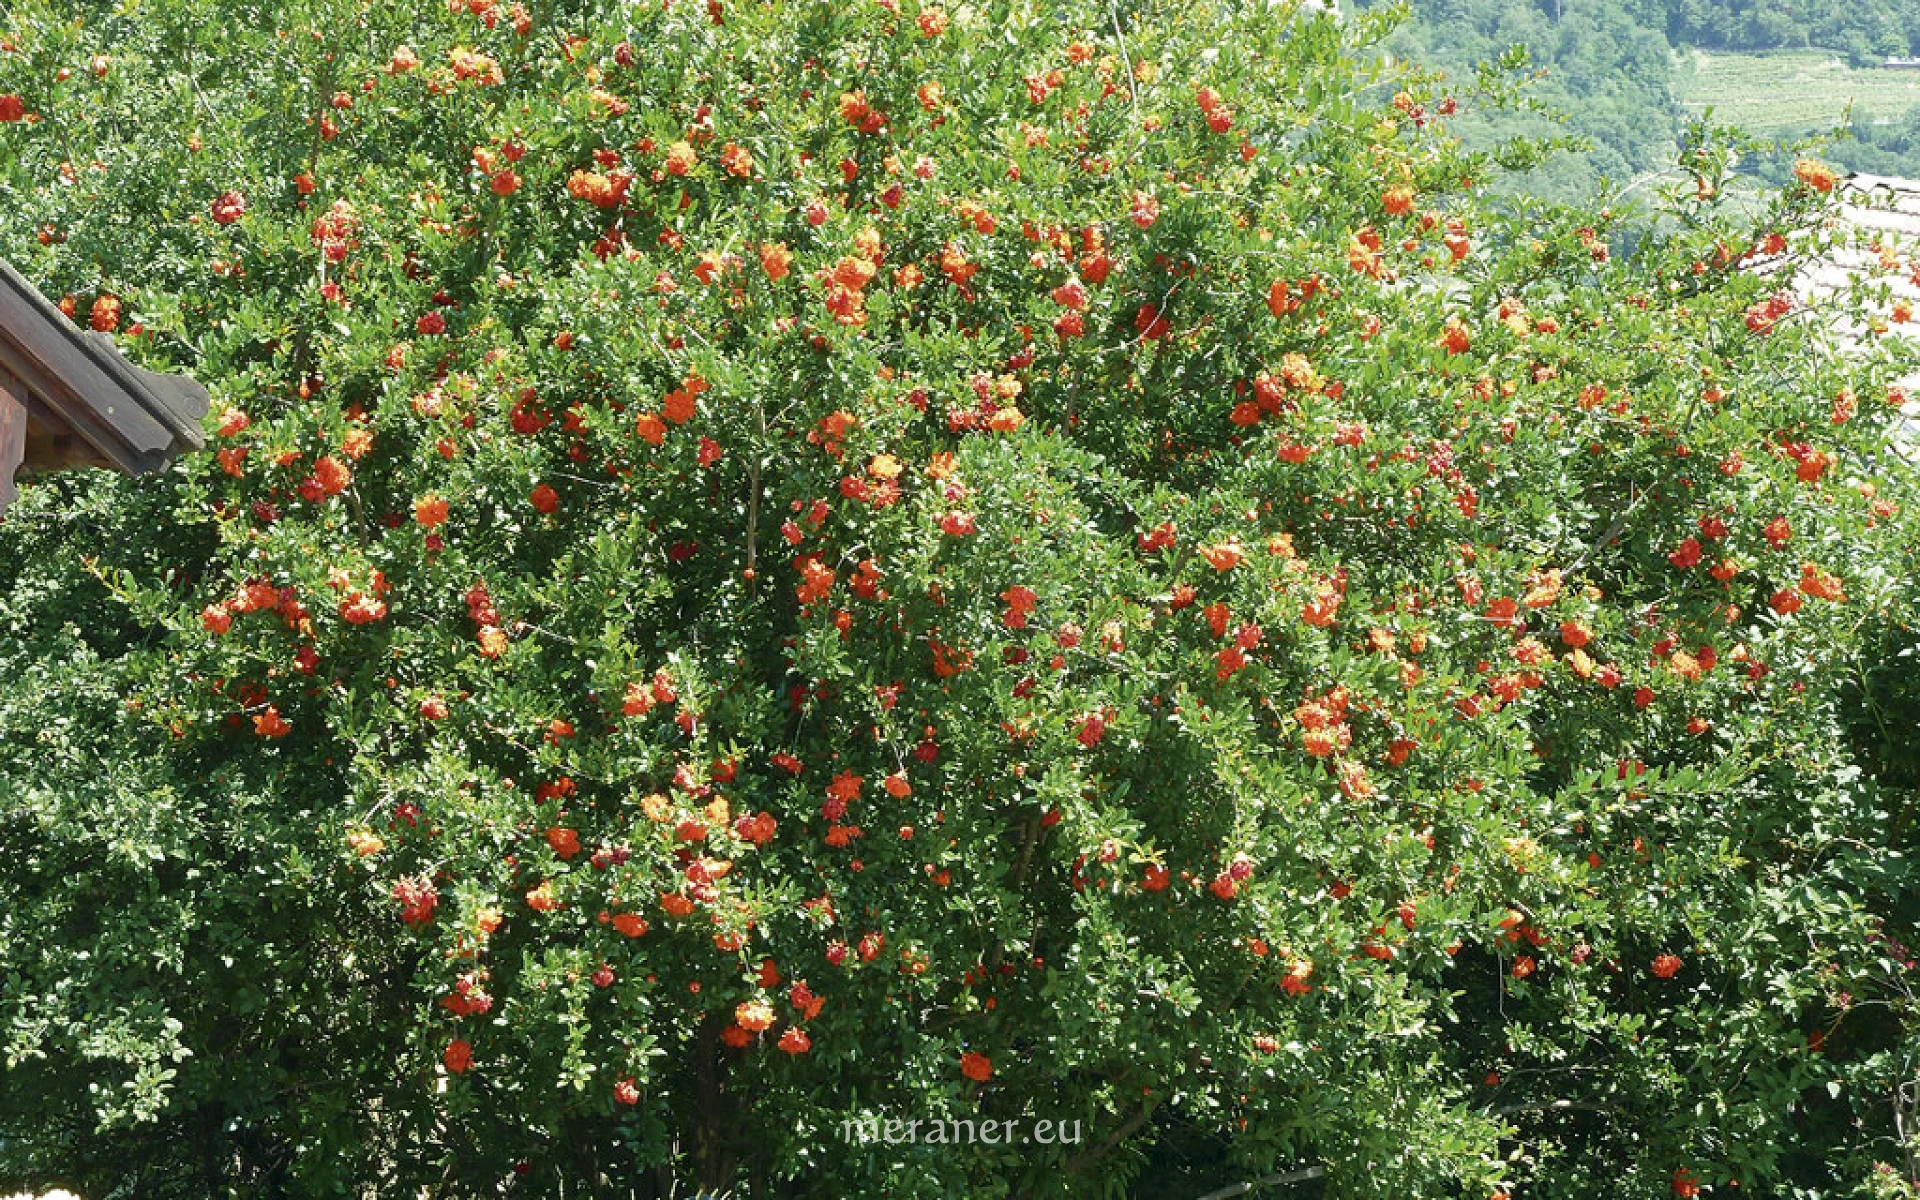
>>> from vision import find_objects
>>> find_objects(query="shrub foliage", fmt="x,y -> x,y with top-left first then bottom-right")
1,1 -> 1917,1197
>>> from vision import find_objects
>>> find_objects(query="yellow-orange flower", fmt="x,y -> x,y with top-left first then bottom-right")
1792,158 -> 1837,194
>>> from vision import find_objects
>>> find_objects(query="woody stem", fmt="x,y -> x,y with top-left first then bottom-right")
745,398 -> 764,600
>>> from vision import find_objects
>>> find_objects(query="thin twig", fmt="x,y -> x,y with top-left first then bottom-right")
1565,482 -> 1651,574
745,396 -> 764,600
1110,2 -> 1138,118
1487,1098 -> 1621,1118
1193,1164 -> 1327,1200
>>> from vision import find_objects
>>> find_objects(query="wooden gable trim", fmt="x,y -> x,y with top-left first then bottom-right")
0,259 -> 210,516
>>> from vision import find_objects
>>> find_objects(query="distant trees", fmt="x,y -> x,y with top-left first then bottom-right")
1664,0 -> 1918,57
1360,0 -> 1920,197
1835,107 -> 1920,176
1367,0 -> 1682,203
1370,0 -> 1919,68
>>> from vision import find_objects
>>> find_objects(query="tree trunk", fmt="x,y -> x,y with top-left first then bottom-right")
690,1015 -> 737,1193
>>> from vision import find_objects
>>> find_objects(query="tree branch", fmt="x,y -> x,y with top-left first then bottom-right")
1193,1164 -> 1327,1200
1065,1096 -> 1159,1176
1487,1098 -> 1621,1118
745,397 -> 764,601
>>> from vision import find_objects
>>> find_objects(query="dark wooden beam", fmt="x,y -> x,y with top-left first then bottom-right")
23,402 -> 115,472
0,259 -> 208,476
0,368 -> 23,515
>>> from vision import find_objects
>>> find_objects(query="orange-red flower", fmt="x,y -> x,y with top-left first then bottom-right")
1799,563 -> 1845,602
447,47 -> 502,85
760,242 -> 792,281
211,190 -> 247,225
339,590 -> 387,625
525,881 -> 560,912
735,1000 -> 775,1033
443,1039 -> 473,1074
567,169 -> 630,209
1201,540 -> 1244,571
719,142 -> 754,178
1300,585 -> 1342,628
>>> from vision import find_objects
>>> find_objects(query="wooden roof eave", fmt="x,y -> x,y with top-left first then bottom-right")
0,259 -> 209,477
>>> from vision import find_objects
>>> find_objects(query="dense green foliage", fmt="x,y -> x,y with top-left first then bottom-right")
2,0 -> 1919,1198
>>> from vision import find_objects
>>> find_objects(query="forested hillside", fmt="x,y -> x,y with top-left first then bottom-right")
1383,0 -> 1919,58
1662,0 -> 1918,60
1359,0 -> 1920,203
